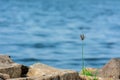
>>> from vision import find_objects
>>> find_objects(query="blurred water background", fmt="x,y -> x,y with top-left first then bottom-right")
0,0 -> 120,71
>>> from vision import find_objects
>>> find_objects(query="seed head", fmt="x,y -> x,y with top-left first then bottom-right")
80,34 -> 85,40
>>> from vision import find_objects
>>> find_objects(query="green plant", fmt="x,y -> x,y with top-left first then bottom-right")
93,78 -> 98,80
81,68 -> 94,76
80,34 -> 99,80
93,69 -> 99,80
81,68 -> 99,80
80,34 -> 85,74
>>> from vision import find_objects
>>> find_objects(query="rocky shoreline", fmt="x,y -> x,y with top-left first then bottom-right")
0,54 -> 120,80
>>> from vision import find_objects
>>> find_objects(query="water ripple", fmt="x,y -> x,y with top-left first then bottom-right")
0,0 -> 120,71
16,58 -> 60,62
72,58 -> 110,61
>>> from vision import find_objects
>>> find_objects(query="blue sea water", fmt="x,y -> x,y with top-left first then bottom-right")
0,0 -> 120,71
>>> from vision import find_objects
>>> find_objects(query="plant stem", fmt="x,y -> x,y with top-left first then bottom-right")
82,40 -> 85,73
94,69 -> 98,80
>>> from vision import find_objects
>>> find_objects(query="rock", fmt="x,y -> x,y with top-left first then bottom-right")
0,55 -> 79,80
0,55 -> 28,78
2,54 -> 120,80
0,55 -> 13,64
0,73 -> 10,80
7,77 -> 32,80
27,63 -> 80,80
21,66 -> 29,77
7,76 -> 58,80
79,68 -> 115,80
8,71 -> 80,80
79,75 -> 114,80
0,63 -> 22,78
98,58 -> 120,79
